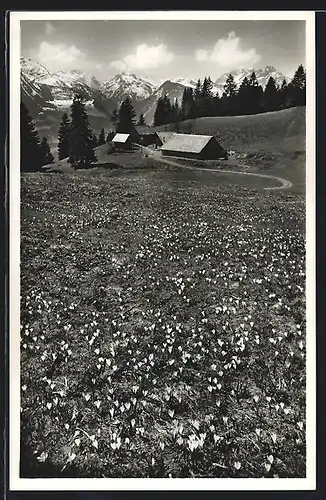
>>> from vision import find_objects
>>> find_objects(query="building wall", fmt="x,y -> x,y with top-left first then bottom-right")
161,150 -> 201,159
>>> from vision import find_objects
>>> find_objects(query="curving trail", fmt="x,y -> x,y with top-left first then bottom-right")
140,147 -> 293,191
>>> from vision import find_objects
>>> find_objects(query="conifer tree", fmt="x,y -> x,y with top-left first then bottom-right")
110,109 -> 119,131
248,72 -> 263,114
98,128 -> 106,146
288,64 -> 306,106
223,74 -> 237,115
278,79 -> 289,108
57,112 -> 71,160
106,131 -> 115,142
237,77 -> 251,115
117,97 -> 136,133
262,76 -> 279,112
40,137 -> 54,165
68,94 -> 97,169
20,102 -> 42,172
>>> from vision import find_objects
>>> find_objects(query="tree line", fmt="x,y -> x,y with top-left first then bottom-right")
153,64 -> 306,126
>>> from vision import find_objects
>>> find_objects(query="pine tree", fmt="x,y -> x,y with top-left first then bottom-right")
263,76 -> 279,112
278,79 -> 289,108
194,79 -> 202,117
106,131 -> 115,142
138,113 -> 146,125
92,133 -> 98,149
288,64 -> 306,106
200,76 -> 214,116
111,109 -> 119,131
40,137 -> 54,165
68,94 -> 97,169
248,72 -> 263,114
57,112 -> 71,160
117,98 -> 136,133
98,128 -> 106,146
154,97 -> 165,127
237,77 -> 251,115
20,102 -> 42,172
223,74 -> 237,115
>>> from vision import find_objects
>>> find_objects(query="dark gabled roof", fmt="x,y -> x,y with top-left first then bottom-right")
161,133 -> 218,154
135,125 -> 157,135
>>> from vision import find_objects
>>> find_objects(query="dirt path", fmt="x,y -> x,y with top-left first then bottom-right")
140,147 -> 292,191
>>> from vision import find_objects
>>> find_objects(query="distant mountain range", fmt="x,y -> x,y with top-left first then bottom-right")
20,57 -> 289,145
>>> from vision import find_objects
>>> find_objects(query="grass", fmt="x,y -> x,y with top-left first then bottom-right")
20,167 -> 306,478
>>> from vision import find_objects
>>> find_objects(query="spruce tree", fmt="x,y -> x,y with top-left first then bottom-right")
278,79 -> 289,108
20,102 -> 42,172
117,97 -> 136,133
201,76 -> 214,116
40,137 -> 54,165
138,113 -> 146,126
237,77 -> 251,115
263,76 -> 279,112
194,79 -> 202,117
57,112 -> 71,160
111,109 -> 119,131
288,64 -> 306,106
92,133 -> 98,149
154,97 -> 165,127
223,74 -> 237,115
106,131 -> 115,142
98,128 -> 106,145
248,72 -> 263,114
68,94 -> 97,169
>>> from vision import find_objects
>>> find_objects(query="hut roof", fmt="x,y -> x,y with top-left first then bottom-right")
112,133 -> 130,143
161,133 -> 216,154
135,125 -> 154,135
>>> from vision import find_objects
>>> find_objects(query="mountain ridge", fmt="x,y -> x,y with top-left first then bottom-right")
20,56 -> 290,143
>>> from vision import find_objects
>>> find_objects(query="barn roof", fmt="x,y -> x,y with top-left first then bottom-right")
112,133 -> 130,143
161,133 -> 216,154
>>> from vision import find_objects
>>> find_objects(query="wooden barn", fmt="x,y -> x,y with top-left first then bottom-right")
135,125 -> 163,148
112,132 -> 139,151
161,133 -> 227,160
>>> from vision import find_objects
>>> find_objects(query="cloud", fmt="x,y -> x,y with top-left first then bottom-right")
35,41 -> 85,64
110,43 -> 174,71
110,60 -> 128,72
45,22 -> 56,35
195,31 -> 261,68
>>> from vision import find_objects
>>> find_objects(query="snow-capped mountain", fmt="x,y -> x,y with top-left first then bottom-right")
134,80 -> 189,125
20,57 -> 115,146
171,77 -> 197,89
100,72 -> 156,104
214,66 -> 289,96
21,57 -> 291,139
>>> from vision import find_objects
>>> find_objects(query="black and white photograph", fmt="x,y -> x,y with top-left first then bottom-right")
9,10 -> 315,490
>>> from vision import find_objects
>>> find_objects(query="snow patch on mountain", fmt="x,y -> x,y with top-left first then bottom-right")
214,66 -> 289,96
100,72 -> 156,103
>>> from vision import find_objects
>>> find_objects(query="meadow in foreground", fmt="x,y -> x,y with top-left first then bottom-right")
20,168 -> 306,478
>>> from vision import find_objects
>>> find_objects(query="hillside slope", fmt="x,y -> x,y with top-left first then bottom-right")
155,107 -> 306,191
155,107 -> 305,154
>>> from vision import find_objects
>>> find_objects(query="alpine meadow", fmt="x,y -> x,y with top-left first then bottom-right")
15,15 -> 312,483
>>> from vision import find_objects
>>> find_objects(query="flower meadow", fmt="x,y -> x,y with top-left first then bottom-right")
20,169 -> 306,478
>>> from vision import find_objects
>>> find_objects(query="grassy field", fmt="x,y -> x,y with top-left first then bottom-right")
20,166 -> 306,478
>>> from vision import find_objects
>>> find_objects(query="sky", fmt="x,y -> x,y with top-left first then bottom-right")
20,19 -> 306,82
